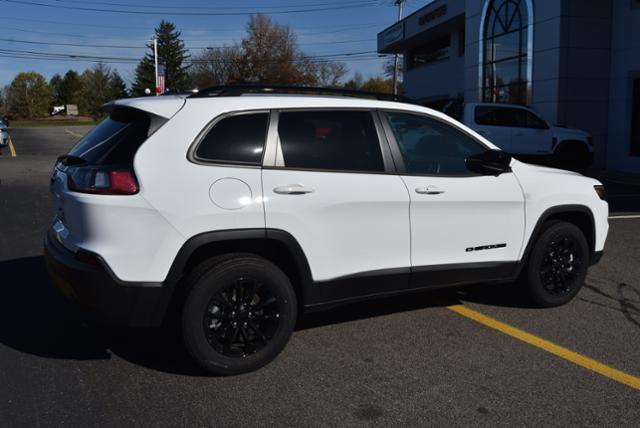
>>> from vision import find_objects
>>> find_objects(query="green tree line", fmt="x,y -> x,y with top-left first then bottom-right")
0,14 -> 398,120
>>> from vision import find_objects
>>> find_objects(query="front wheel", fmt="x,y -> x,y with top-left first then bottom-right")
523,221 -> 589,307
182,254 -> 297,375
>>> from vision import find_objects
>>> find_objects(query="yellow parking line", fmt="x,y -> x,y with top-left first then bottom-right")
64,129 -> 83,138
8,137 -> 16,157
447,304 -> 640,390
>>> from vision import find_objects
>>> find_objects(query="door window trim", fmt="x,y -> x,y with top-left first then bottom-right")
263,108 -> 397,175
379,108 -> 500,178
187,109 -> 270,168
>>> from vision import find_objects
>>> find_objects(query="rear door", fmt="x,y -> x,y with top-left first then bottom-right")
262,109 -> 411,296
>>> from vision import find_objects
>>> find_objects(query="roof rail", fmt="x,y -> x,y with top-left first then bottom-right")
189,84 -> 416,103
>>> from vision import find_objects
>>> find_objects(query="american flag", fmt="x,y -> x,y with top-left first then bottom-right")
157,65 -> 166,94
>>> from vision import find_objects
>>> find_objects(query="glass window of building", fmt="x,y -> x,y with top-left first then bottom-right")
408,35 -> 451,69
481,0 -> 532,105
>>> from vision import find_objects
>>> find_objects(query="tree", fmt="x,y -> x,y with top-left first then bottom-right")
314,61 -> 348,87
189,46 -> 243,88
109,70 -> 129,99
238,14 -> 316,85
59,70 -> 83,106
50,73 -> 63,106
343,72 -> 394,93
344,72 -> 365,89
383,55 -> 403,82
80,63 -> 127,119
132,20 -> 191,95
6,71 -> 53,119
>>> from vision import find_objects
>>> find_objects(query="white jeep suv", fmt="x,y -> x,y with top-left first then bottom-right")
45,86 -> 609,375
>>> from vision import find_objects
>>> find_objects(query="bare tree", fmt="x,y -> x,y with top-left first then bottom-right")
238,14 -> 317,85
190,46 -> 243,88
314,61 -> 348,87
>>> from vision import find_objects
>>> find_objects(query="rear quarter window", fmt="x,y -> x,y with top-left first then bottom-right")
194,113 -> 269,165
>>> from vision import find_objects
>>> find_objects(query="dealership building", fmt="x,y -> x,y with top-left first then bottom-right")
378,0 -> 640,173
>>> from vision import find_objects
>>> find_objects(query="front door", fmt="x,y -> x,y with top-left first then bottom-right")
381,110 -> 525,286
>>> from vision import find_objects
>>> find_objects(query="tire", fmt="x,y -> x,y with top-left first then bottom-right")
181,254 -> 297,375
523,221 -> 589,307
553,142 -> 591,173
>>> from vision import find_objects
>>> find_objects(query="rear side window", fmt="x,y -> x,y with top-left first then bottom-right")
474,106 -> 519,127
68,108 -> 158,165
278,110 -> 384,172
195,113 -> 269,164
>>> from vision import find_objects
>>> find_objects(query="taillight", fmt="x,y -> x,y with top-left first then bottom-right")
593,185 -> 606,201
67,167 -> 138,195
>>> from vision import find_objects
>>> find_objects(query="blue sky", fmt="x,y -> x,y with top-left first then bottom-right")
0,0 -> 432,88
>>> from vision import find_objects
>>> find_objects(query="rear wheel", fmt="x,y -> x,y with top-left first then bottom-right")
182,254 -> 297,375
523,221 -> 589,307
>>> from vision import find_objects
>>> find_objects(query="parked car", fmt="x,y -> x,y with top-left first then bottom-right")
0,120 -> 9,148
45,86 -> 609,375
444,102 -> 593,172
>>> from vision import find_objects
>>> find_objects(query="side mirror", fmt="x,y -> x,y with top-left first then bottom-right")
465,150 -> 512,175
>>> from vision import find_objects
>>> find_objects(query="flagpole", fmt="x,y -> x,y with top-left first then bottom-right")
153,38 -> 159,96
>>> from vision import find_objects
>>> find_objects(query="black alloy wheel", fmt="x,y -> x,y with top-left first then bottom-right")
539,236 -> 582,296
182,254 -> 297,375
524,220 -> 589,307
203,277 -> 281,358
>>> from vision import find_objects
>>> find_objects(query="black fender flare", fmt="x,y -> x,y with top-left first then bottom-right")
515,204 -> 596,277
161,228 -> 316,306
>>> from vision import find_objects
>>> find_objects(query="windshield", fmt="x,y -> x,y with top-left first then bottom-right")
67,108 -> 153,165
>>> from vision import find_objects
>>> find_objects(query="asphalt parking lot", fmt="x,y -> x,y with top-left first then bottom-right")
1,127 -> 639,426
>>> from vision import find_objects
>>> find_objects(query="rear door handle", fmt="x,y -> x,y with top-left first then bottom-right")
415,186 -> 445,195
273,185 -> 314,195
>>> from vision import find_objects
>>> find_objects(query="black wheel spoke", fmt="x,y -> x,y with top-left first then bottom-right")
248,321 -> 269,343
253,295 -> 277,310
202,275 -> 281,358
539,234 -> 583,296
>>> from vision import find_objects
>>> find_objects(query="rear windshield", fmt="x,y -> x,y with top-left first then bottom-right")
68,108 -> 162,165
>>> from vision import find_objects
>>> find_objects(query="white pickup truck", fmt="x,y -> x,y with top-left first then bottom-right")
446,102 -> 593,171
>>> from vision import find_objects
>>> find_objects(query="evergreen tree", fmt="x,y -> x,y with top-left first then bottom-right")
50,74 -> 63,105
109,70 -> 129,99
59,70 -> 83,106
79,63 -> 122,119
132,21 -> 190,95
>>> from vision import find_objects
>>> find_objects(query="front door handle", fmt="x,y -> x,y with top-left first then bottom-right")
415,186 -> 445,195
273,185 -> 314,195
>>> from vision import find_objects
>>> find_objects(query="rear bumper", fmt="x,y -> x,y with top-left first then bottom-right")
44,230 -> 171,327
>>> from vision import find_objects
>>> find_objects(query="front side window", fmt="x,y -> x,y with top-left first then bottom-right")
278,110 -> 384,172
480,0 -> 532,105
195,113 -> 269,164
385,111 -> 486,175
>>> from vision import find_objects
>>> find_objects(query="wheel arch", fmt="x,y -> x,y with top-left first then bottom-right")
161,229 -> 315,315
518,204 -> 596,275
553,139 -> 590,154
